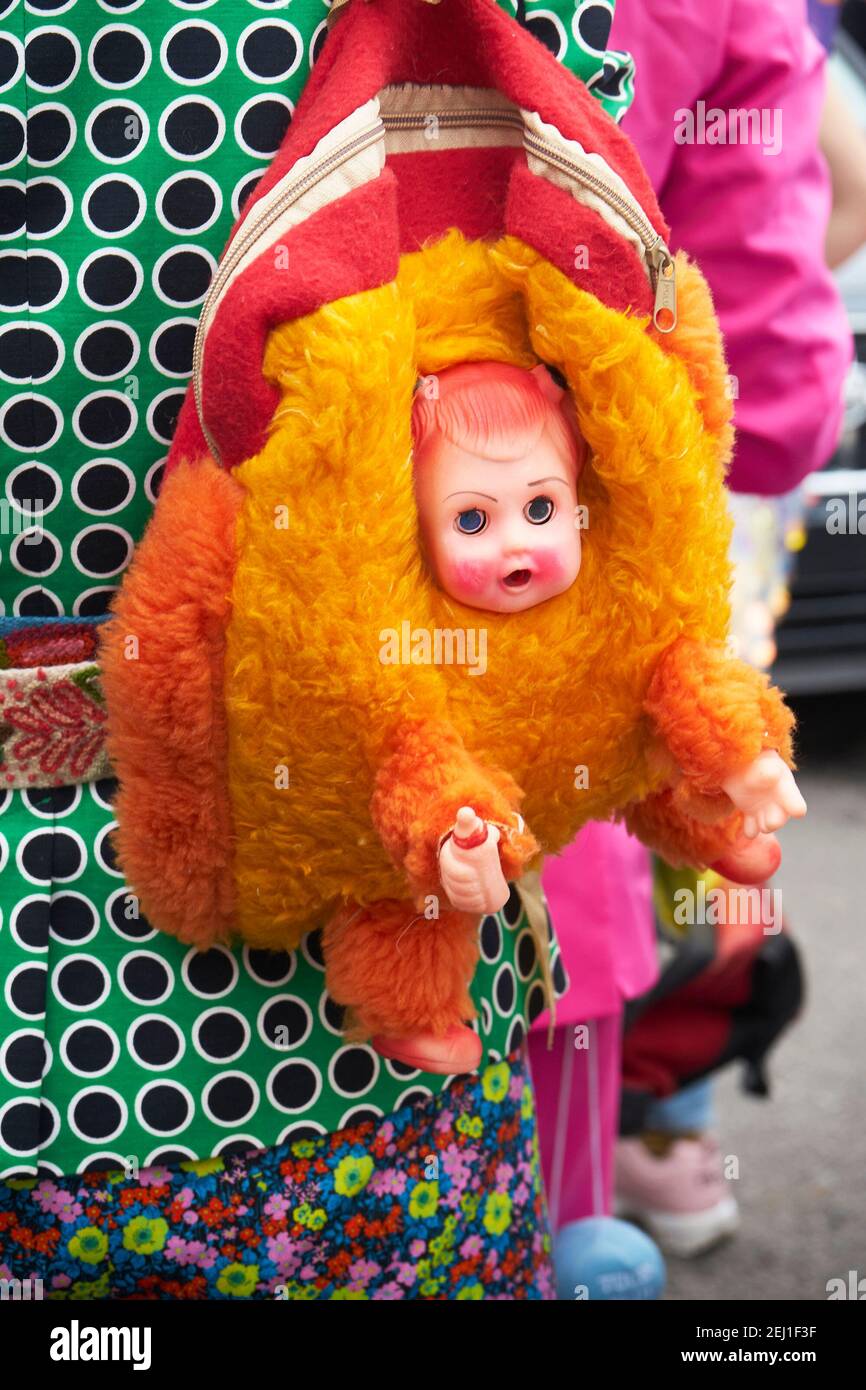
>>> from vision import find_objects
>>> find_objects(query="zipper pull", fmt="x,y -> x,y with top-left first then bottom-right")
651,247 -> 677,333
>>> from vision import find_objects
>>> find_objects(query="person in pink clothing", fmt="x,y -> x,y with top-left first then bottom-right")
621,0 -> 850,497
531,824 -> 657,1229
530,0 -> 851,1260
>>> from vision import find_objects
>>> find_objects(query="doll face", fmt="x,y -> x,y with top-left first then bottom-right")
415,430 -> 582,613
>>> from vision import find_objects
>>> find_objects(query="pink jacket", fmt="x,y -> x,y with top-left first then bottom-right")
538,0 -> 850,1027
619,0 -> 851,495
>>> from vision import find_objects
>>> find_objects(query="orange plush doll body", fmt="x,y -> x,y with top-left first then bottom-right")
319,356 -> 803,1074
100,0 -> 804,1076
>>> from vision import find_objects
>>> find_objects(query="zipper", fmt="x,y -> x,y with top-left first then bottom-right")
383,108 -> 522,133
521,127 -> 677,335
194,102 -> 676,458
192,115 -> 386,459
385,109 -> 677,333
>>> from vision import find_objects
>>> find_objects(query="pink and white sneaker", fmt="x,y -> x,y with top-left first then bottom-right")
614,1134 -> 739,1258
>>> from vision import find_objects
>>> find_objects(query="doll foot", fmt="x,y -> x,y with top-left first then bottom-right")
711,831 -> 781,886
372,1025 -> 482,1076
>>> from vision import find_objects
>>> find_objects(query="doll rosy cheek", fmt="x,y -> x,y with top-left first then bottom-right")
445,557 -> 491,595
528,548 -> 568,583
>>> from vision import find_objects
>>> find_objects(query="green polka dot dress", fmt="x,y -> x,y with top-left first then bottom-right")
0,0 -> 632,1178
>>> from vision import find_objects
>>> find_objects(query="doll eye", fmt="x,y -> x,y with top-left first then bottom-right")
525,495 -> 555,524
455,508 -> 487,535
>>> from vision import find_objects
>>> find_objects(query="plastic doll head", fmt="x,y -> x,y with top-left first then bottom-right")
412,361 -> 585,613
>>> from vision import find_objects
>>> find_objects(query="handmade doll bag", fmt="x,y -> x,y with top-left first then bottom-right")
102,0 -> 797,1048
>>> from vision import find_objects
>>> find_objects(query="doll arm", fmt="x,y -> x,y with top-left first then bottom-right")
370,718 -> 539,903
639,636 -> 804,846
644,637 -> 796,790
623,787 -> 782,881
101,456 -> 242,948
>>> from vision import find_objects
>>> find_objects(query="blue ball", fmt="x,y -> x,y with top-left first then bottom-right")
554,1217 -> 666,1301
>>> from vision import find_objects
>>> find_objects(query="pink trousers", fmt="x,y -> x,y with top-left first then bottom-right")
528,1013 -> 621,1230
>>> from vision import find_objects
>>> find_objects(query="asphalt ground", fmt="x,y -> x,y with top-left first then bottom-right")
665,692 -> 866,1301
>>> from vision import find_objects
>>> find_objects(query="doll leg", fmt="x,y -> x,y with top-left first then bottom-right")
323,898 -> 482,1075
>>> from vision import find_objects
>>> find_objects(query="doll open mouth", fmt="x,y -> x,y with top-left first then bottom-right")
502,569 -> 532,591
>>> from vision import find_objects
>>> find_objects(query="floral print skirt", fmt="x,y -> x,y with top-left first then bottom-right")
0,1049 -> 554,1300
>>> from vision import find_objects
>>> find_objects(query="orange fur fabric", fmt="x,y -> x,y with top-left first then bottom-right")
221,230 -> 741,946
323,899 -> 480,1037
106,229 -> 798,997
623,789 -> 747,873
100,457 -> 242,947
101,226 -> 804,1047
648,252 -> 735,452
644,637 -> 795,797
372,719 -> 539,899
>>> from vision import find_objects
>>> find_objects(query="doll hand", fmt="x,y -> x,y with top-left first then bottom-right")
722,750 -> 807,839
438,809 -> 510,915
439,842 -> 510,914
711,831 -> 782,885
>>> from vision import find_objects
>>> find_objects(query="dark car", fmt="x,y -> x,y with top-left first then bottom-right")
771,32 -> 866,697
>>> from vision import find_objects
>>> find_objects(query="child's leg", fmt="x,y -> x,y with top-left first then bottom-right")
323,897 -> 482,1071
529,1013 -> 622,1230
644,1078 -> 716,1134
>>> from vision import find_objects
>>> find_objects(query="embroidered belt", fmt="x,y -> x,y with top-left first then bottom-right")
0,618 -> 111,790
